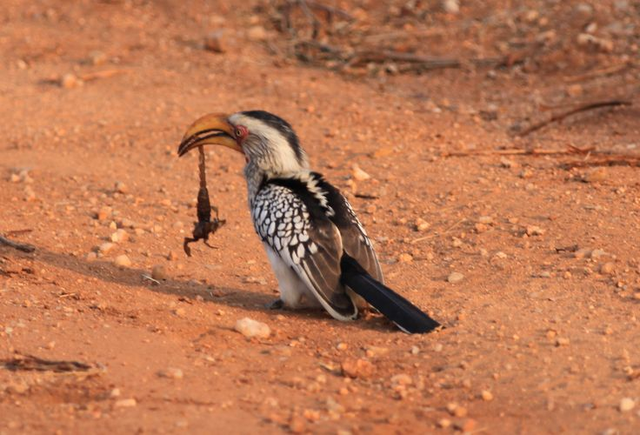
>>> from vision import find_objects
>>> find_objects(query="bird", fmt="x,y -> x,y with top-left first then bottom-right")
177,110 -> 440,333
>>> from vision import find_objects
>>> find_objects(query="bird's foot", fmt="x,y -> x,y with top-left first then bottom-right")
266,298 -> 285,310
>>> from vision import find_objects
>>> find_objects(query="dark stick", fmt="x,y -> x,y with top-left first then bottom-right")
518,100 -> 632,137
0,235 -> 35,253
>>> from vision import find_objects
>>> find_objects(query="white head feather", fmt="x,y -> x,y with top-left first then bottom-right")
229,113 -> 309,176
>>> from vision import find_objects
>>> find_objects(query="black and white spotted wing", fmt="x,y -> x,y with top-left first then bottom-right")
251,181 -> 356,319
313,176 -> 383,283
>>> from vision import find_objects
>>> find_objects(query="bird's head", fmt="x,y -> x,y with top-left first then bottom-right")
178,110 -> 309,176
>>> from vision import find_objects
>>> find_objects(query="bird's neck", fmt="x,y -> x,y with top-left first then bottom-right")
243,160 -> 308,205
244,161 -> 265,204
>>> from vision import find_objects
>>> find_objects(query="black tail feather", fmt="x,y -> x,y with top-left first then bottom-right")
340,254 -> 441,334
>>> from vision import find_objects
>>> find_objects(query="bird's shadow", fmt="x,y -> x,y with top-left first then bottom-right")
2,244 -> 399,332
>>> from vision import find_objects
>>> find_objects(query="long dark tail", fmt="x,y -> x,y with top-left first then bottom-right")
340,254 -> 441,334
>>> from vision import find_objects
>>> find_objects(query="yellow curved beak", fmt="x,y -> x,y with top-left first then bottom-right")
177,112 -> 242,157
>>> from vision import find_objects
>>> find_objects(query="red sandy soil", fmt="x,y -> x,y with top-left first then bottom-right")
1,1 -> 639,434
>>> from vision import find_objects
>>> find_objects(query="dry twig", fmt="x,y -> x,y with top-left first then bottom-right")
443,145 -> 595,158
517,99 -> 632,137
0,235 -> 35,253
1,354 -> 93,373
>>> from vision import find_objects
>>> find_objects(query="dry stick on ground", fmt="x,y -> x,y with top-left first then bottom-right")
443,145 -> 595,158
410,218 -> 467,245
517,99 -> 632,137
443,145 -> 640,167
342,50 -> 504,71
563,62 -> 633,83
1,354 -> 92,373
0,235 -> 35,253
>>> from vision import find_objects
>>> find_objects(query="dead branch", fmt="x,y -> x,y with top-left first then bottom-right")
342,50 -> 506,71
564,62 -> 632,83
0,235 -> 35,253
517,100 -> 632,137
1,354 -> 92,373
443,145 -> 640,168
443,145 -> 595,158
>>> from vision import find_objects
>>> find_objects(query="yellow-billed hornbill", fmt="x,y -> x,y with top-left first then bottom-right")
178,110 -> 440,333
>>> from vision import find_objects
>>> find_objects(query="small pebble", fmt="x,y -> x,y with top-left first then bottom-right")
500,157 -> 517,168
574,248 -> 591,259
247,25 -> 267,41
437,418 -> 451,428
89,50 -> 107,65
447,272 -> 464,283
442,0 -> 460,14
234,317 -> 271,339
391,374 -> 412,386
97,206 -> 113,221
600,262 -> 615,275
454,419 -> 477,432
619,397 -> 635,412
398,253 -> 413,263
351,164 -> 371,181
478,215 -> 493,224
414,218 -> 430,232
114,398 -> 137,408
526,226 -> 545,236
365,346 -> 389,358
584,167 -> 608,183
113,255 -> 132,268
61,73 -> 83,89
556,337 -> 570,346
341,358 -> 375,379
99,239 -> 116,252
151,265 -> 168,280
158,367 -> 184,380
110,229 -> 129,243
204,30 -> 226,53
114,181 -> 129,194
481,390 -> 494,401
288,415 -> 306,433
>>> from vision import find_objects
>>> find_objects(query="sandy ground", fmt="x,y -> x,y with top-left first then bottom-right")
1,1 -> 640,434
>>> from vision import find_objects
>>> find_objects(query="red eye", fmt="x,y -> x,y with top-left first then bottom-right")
235,125 -> 247,139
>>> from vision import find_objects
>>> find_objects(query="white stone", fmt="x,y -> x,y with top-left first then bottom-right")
234,317 -> 271,339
